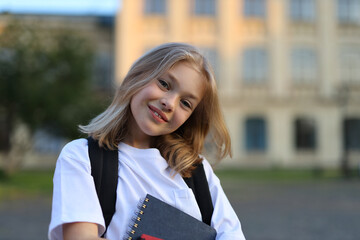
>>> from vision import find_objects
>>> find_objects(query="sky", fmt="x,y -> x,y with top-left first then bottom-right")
0,0 -> 120,16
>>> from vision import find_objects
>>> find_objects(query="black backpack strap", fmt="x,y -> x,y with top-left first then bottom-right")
183,163 -> 214,226
87,137 -> 118,235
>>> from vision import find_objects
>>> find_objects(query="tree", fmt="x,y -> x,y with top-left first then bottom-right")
0,17 -> 107,172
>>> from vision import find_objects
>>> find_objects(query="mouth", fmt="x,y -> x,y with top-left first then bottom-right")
148,105 -> 169,122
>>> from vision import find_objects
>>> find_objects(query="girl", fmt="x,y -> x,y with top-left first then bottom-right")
48,42 -> 246,240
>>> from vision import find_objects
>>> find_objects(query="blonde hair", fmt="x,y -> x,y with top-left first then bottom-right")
80,42 -> 231,177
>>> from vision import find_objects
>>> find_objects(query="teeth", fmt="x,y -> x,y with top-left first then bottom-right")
154,111 -> 162,119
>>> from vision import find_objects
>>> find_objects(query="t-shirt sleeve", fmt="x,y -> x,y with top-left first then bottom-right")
48,139 -> 105,240
202,159 -> 246,240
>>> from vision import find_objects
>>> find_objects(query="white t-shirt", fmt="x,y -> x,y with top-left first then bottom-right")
48,138 -> 246,240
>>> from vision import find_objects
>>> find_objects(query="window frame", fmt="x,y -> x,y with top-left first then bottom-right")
289,0 -> 316,22
193,0 -> 216,16
337,0 -> 360,24
144,0 -> 167,15
339,46 -> 360,83
291,47 -> 318,84
244,117 -> 268,152
294,117 -> 317,151
242,47 -> 269,84
344,118 -> 360,151
243,0 -> 267,19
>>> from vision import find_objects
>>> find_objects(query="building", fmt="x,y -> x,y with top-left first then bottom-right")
115,0 -> 360,169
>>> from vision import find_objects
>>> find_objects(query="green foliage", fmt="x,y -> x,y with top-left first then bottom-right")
0,17 -> 107,146
0,170 -> 53,201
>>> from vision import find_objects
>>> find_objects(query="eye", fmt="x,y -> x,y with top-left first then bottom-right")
158,79 -> 169,90
181,99 -> 192,109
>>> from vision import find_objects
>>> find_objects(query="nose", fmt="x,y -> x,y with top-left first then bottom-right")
160,94 -> 177,112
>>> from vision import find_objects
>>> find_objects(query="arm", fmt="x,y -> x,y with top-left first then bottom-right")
48,139 -> 106,239
63,222 -> 106,240
202,160 -> 246,240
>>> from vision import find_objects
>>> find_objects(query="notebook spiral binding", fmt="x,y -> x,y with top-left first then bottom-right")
123,197 -> 150,240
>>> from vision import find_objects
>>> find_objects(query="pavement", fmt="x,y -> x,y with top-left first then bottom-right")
222,178 -> 360,240
0,195 -> 52,240
0,178 -> 359,240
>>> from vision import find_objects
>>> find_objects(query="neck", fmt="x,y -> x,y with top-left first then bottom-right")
123,137 -> 153,149
123,121 -> 155,149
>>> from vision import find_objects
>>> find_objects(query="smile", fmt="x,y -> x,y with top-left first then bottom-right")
154,111 -> 162,119
148,105 -> 168,122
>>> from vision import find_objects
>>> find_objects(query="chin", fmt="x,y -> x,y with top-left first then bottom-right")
147,130 -> 172,137
140,124 -> 174,137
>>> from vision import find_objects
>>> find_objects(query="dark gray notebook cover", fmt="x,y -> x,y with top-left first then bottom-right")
125,194 -> 217,240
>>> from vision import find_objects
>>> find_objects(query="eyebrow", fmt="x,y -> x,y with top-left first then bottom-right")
165,72 -> 201,101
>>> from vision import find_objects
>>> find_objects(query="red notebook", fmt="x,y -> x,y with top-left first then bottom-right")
124,194 -> 216,240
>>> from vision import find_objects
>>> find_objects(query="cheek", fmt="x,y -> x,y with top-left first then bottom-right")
139,85 -> 160,101
130,95 -> 140,114
131,87 -> 152,107
172,111 -> 192,128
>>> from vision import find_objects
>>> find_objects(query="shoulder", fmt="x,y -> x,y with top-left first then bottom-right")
60,138 -> 88,157
57,138 -> 90,167
201,157 -> 212,172
200,156 -> 214,176
199,157 -> 220,186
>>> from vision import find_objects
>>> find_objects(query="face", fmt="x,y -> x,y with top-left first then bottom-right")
129,62 -> 206,146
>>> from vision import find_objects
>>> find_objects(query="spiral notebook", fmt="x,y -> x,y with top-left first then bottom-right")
124,194 -> 217,240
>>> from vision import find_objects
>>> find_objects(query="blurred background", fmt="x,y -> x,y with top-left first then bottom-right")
0,0 -> 360,239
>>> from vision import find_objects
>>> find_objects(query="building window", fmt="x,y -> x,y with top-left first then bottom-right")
245,117 -> 267,152
243,0 -> 266,18
144,0 -> 166,14
344,118 -> 360,150
290,0 -> 316,22
337,0 -> 360,24
294,117 -> 317,151
339,46 -> 360,83
242,48 -> 268,83
194,0 -> 216,15
291,47 -> 317,83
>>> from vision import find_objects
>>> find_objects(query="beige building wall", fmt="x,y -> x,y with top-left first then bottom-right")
116,0 -> 360,168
